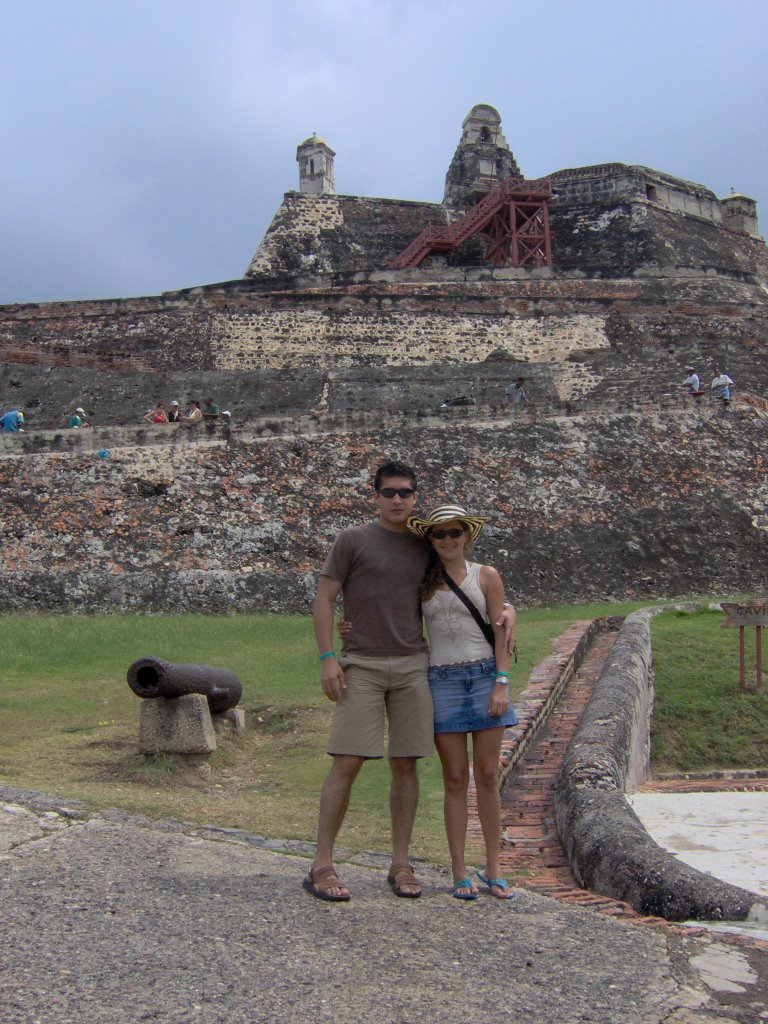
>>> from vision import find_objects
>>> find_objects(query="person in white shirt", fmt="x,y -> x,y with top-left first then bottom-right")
711,370 -> 734,404
407,503 -> 517,901
682,368 -> 700,393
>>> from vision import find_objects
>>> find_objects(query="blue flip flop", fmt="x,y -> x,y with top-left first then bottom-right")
477,870 -> 514,899
452,876 -> 478,900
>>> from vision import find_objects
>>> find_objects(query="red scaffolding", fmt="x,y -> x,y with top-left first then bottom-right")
389,177 -> 553,270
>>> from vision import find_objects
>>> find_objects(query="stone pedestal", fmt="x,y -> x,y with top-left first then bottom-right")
138,694 -> 217,755
212,707 -> 246,736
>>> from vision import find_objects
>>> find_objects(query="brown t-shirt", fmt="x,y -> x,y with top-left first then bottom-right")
321,522 -> 429,655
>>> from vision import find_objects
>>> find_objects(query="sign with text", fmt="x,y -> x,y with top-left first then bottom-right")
721,602 -> 768,628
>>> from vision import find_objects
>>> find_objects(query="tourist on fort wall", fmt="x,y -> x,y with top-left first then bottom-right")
407,504 -> 517,900
711,369 -> 735,405
0,409 -> 25,432
167,400 -> 182,423
682,368 -> 701,394
143,402 -> 169,424
504,377 -> 528,409
68,406 -> 88,428
304,458 -> 517,902
203,397 -> 219,420
183,401 -> 203,423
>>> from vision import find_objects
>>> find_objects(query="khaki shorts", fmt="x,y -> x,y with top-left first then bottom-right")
327,652 -> 433,759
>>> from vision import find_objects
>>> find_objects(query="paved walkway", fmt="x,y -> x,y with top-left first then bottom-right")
2,790 -> 768,1024
3,620 -> 768,1021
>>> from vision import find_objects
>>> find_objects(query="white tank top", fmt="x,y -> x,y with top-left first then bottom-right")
422,562 -> 493,666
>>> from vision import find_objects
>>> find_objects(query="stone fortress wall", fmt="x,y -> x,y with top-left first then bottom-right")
2,398 -> 767,614
1,104 -> 766,613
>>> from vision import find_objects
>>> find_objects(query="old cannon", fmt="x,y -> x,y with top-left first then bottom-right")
127,656 -> 242,712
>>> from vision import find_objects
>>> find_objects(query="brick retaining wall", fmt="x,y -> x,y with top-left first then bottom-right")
554,609 -> 768,921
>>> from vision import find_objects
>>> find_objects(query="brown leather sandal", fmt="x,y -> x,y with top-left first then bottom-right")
387,863 -> 422,898
302,865 -> 351,902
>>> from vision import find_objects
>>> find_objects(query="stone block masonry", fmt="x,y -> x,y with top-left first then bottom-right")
2,268 -> 765,385
209,307 -> 611,371
138,694 -> 217,755
1,405 -> 766,613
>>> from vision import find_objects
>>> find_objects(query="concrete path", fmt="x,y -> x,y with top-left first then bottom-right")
2,789 -> 768,1024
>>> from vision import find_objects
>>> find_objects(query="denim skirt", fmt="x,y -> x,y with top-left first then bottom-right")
429,657 -> 518,734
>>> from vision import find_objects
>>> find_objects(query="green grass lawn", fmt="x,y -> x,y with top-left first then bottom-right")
1,601 -> 764,865
650,607 -> 768,771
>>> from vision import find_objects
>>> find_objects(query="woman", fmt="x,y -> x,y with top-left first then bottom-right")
407,504 -> 517,900
143,402 -> 168,424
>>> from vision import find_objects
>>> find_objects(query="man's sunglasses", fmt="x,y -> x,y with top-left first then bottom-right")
377,487 -> 416,498
430,527 -> 465,539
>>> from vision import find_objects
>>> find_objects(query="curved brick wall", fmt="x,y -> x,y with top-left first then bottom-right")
555,610 -> 767,921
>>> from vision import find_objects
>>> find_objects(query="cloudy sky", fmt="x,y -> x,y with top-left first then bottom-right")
1,0 -> 766,305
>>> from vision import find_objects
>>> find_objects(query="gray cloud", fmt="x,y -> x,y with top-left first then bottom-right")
1,0 -> 766,304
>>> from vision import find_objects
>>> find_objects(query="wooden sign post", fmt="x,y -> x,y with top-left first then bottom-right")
721,601 -> 767,691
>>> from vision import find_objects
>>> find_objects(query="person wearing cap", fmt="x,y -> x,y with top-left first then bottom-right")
68,406 -> 88,428
407,504 -> 517,900
0,409 -> 25,432
682,368 -> 700,394
306,459 -> 516,902
167,401 -> 182,423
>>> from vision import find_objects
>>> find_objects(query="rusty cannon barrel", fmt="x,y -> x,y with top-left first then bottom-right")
127,656 -> 242,712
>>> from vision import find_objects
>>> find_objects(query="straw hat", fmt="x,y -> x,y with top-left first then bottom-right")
407,504 -> 488,542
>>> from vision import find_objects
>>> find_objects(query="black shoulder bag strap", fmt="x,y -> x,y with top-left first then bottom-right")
441,569 -> 496,648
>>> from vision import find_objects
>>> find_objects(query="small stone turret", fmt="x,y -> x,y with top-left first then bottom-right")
297,133 -> 336,195
443,104 -> 521,208
721,192 -> 760,237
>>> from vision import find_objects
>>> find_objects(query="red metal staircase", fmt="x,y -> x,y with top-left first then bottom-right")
389,177 -> 553,270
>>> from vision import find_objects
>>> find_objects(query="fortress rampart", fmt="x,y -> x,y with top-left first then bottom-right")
2,399 -> 767,614
1,104 -> 766,613
1,266 -> 766,431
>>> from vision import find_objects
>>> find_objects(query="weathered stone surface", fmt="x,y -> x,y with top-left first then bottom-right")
138,694 -> 217,755
1,399 -> 767,613
212,708 -> 246,736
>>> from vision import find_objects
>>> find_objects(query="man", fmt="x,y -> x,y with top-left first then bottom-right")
305,459 -> 515,902
203,397 -> 220,420
711,369 -> 734,405
0,409 -> 25,432
682,368 -> 700,394
504,377 -> 528,409
68,406 -> 88,428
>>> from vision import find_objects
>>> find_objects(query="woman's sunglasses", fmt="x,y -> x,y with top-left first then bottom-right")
430,527 -> 465,539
